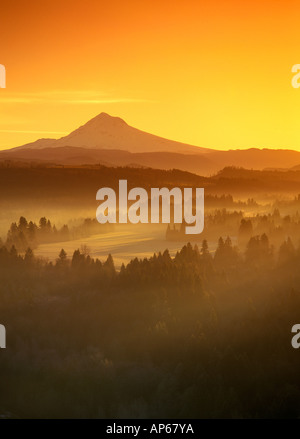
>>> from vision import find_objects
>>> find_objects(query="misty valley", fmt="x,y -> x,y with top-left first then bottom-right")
0,163 -> 300,418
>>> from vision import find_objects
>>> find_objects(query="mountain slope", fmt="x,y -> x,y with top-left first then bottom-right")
14,112 -> 212,155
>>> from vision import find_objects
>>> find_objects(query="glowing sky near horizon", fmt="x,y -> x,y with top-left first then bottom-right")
1,0 -> 300,150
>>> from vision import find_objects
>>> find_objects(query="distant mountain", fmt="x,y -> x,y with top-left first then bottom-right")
13,112 -> 211,155
2,113 -> 300,175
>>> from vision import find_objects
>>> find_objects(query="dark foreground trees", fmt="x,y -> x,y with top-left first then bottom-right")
0,236 -> 300,418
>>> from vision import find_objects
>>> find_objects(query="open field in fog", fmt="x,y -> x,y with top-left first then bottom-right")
34,224 -> 219,268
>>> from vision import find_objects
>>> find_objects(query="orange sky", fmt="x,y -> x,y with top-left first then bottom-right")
1,0 -> 300,150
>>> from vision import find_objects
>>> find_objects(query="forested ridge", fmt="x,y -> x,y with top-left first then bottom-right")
0,234 -> 300,418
